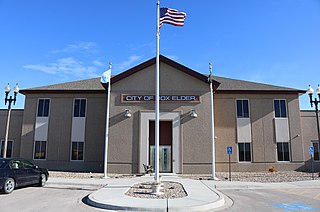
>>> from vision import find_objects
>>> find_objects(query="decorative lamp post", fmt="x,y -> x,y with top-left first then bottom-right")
307,85 -> 320,147
3,83 -> 19,158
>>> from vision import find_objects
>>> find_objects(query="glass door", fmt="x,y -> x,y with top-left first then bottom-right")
149,145 -> 172,173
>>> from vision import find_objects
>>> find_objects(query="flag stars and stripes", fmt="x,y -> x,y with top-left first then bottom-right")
160,8 -> 187,27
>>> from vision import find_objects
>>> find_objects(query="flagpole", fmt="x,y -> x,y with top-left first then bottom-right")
104,62 -> 112,178
209,63 -> 217,180
155,0 -> 160,184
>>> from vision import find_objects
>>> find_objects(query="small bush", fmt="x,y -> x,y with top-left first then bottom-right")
268,166 -> 278,173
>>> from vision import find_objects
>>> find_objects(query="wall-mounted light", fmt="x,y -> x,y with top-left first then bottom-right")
190,109 -> 198,118
124,109 -> 132,118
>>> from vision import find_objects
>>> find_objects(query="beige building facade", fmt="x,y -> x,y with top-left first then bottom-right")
1,55 -> 319,173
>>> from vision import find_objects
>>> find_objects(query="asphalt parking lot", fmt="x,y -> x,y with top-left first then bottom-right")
0,183 -> 102,212
1,177 -> 320,212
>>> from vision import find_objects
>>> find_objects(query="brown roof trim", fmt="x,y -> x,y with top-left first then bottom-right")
106,55 -> 220,90
216,90 -> 306,94
19,90 -> 106,95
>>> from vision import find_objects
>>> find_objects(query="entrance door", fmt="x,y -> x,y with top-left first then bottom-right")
149,121 -> 172,173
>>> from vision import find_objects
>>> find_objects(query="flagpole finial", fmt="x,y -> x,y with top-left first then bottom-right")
109,62 -> 112,70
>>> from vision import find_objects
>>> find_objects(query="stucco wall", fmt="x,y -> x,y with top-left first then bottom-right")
108,62 -> 210,173
16,61 -> 307,173
20,93 -> 106,172
301,110 -> 320,171
0,109 -> 23,157
213,93 -> 304,172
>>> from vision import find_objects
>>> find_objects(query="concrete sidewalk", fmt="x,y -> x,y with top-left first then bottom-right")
85,175 -> 225,211
46,175 -> 320,211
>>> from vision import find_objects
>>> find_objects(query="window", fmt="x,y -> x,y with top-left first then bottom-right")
274,100 -> 287,118
312,142 -> 319,161
238,143 -> 251,162
34,141 -> 46,160
71,142 -> 84,161
22,160 -> 35,169
277,142 -> 290,161
0,140 -> 13,158
236,99 -> 249,118
37,99 -> 50,117
74,99 -> 86,117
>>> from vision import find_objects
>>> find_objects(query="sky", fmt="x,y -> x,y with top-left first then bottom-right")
0,0 -> 319,110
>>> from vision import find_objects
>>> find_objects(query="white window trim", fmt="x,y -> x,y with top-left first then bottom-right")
276,142 -> 291,162
33,140 -> 47,160
273,99 -> 288,119
237,142 -> 252,163
73,98 -> 87,118
36,98 -> 51,117
70,141 -> 85,162
0,139 -> 14,158
235,99 -> 250,119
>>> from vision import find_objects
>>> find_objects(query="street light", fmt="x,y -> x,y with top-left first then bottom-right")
307,85 -> 320,148
3,83 -> 19,158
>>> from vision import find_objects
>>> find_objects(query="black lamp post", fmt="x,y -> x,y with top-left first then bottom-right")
3,83 -> 19,158
307,85 -> 320,149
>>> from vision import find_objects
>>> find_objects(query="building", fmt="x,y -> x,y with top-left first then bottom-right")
1,55 -> 319,173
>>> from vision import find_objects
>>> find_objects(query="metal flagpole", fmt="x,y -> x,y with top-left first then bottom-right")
155,0 -> 160,184
104,62 -> 112,178
209,63 -> 217,180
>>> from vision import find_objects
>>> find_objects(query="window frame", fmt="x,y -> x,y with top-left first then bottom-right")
33,140 -> 47,160
37,98 -> 51,117
273,99 -> 287,118
70,141 -> 85,161
312,141 -> 320,161
0,140 -> 14,158
238,142 -> 252,163
236,99 -> 250,118
276,142 -> 291,162
73,98 -> 87,118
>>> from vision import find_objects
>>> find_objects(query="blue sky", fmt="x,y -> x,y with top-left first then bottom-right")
0,0 -> 319,110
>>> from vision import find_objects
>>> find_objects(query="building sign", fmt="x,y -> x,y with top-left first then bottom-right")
121,94 -> 200,103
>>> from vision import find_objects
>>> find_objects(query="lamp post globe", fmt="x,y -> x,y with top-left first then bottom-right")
316,85 -> 320,96
307,85 -> 314,95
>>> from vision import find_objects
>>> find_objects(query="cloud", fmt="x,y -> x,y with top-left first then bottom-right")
115,55 -> 142,72
49,42 -> 98,54
166,55 -> 179,61
23,57 -> 100,78
92,59 -> 105,67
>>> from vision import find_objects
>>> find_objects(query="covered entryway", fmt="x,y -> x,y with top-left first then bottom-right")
149,121 -> 172,173
139,112 -> 181,174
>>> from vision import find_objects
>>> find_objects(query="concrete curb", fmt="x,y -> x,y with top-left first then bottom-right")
86,176 -> 226,212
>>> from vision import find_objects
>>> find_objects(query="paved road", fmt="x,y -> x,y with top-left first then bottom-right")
1,179 -> 320,212
215,181 -> 320,212
0,184 -> 102,212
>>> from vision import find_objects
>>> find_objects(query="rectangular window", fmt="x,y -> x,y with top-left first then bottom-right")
312,142 -> 320,161
274,100 -> 287,118
236,99 -> 249,118
0,140 -> 13,158
71,142 -> 84,161
277,142 -> 290,161
34,141 -> 46,160
74,99 -> 86,117
37,99 -> 50,117
238,143 -> 251,162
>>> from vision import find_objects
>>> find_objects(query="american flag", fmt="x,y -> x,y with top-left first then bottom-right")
160,8 -> 187,27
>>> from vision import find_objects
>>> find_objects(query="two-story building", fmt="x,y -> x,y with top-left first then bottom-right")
1,55 -> 319,173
